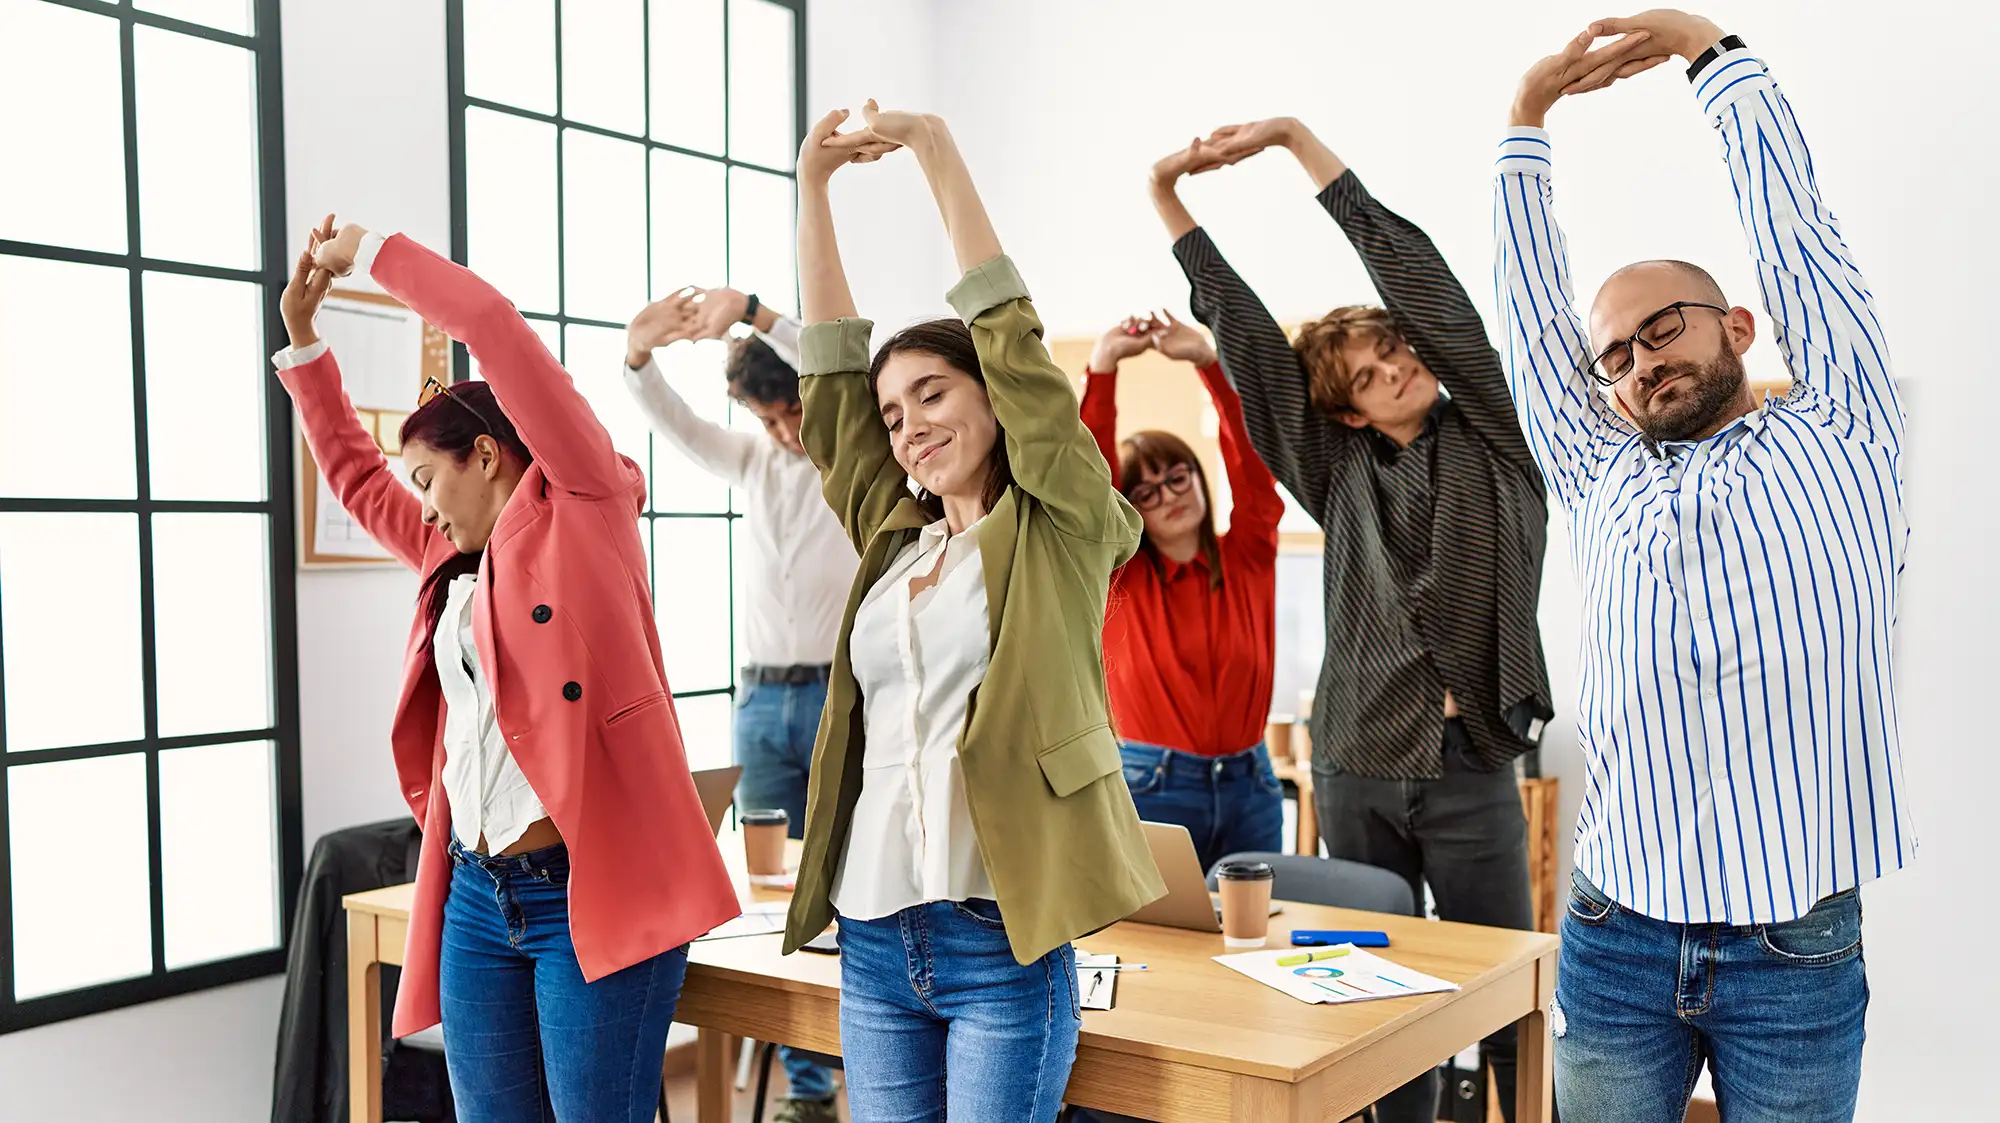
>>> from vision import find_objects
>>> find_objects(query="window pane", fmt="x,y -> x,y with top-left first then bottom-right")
9,754 -> 153,999
153,513 -> 272,737
143,271 -> 267,501
650,150 -> 726,298
648,0 -> 723,154
671,691 -> 733,773
0,513 -> 143,753
562,130 -> 647,324
160,739 -> 279,968
561,0 -> 643,135
136,0 -> 253,34
649,338 -> 732,514
654,518 -> 732,694
466,108 -> 559,315
0,256 -> 134,499
135,27 -> 259,270
562,324 -> 651,467
727,166 -> 795,306
727,0 -> 795,170
463,0 -> 554,115
0,0 -> 126,253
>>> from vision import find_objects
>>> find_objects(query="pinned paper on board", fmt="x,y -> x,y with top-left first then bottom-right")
295,289 -> 451,568
1213,945 -> 1459,1005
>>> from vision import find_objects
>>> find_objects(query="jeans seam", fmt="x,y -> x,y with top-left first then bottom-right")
622,952 -> 662,1120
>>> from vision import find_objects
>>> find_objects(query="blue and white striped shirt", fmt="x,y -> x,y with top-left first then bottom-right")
1493,48 -> 1913,926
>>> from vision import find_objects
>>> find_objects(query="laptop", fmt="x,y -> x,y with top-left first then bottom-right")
690,765 -> 743,836
1125,821 -> 1224,933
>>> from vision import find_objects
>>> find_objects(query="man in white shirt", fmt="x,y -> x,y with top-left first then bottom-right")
624,286 -> 854,1122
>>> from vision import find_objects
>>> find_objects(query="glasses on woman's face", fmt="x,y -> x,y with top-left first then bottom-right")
1591,301 -> 1729,386
1128,464 -> 1196,511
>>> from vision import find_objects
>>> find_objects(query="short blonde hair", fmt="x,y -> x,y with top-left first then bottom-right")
1292,305 -> 1402,417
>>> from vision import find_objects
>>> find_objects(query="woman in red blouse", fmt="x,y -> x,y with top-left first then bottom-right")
1081,312 -> 1288,872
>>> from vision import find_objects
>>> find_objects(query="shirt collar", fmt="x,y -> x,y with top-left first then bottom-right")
1152,544 -> 1212,581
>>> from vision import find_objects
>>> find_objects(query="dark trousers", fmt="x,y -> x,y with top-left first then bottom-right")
1315,720 -> 1536,1123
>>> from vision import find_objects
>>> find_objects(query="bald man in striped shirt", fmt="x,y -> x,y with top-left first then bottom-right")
1497,12 -> 1912,1122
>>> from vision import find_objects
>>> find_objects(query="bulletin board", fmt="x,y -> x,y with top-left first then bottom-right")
294,288 -> 451,568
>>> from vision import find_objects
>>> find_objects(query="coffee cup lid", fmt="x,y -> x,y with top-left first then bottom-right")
1215,860 -> 1275,881
740,808 -> 790,825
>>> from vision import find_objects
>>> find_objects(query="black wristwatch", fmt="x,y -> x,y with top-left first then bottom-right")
739,293 -> 760,325
1686,34 -> 1746,82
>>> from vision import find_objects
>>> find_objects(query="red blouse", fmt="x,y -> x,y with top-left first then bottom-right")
1081,362 -> 1284,757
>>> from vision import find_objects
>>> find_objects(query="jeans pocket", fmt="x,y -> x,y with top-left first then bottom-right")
1756,891 -> 1862,966
531,858 -> 570,890
1121,761 -> 1165,796
1254,754 -> 1285,797
950,898 -> 1008,930
1566,876 -> 1617,926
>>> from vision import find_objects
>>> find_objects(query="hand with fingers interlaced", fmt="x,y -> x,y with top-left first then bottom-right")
1202,117 -> 1301,167
1148,310 -> 1217,369
1149,136 -> 1230,190
1088,315 -> 1160,374
1511,24 -> 1674,128
624,288 -> 699,370
796,106 -> 899,186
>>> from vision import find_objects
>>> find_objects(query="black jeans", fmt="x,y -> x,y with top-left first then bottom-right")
1315,720 -> 1536,1123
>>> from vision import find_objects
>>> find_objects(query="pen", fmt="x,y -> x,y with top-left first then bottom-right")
1276,947 -> 1352,967
1083,964 -> 1149,972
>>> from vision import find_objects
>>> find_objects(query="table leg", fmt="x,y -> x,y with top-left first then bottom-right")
1515,949 -> 1557,1123
1294,780 -> 1318,856
695,1028 -> 736,1123
347,911 -> 382,1123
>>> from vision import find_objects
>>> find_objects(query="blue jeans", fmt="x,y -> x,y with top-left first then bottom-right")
734,674 -> 836,1101
835,899 -> 1080,1122
439,839 -> 688,1123
1555,873 -> 1867,1123
1119,741 -> 1286,873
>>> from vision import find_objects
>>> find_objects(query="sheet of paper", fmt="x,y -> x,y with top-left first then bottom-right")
1212,946 -> 1459,1005
1076,952 -> 1119,1011
311,457 -> 415,560
319,295 -> 426,412
694,902 -> 789,942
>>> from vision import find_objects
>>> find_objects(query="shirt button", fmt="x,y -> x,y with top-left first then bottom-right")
562,681 -> 582,702
532,604 -> 552,623
1701,687 -> 1718,701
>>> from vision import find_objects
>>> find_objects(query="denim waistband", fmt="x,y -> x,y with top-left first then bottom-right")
448,835 -> 569,874
1121,740 -> 1269,781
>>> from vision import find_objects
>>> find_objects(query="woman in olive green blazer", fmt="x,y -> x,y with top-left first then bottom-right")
782,102 -> 1166,1120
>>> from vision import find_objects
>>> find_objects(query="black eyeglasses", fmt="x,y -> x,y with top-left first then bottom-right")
1128,464 -> 1196,511
1590,302 -> 1729,386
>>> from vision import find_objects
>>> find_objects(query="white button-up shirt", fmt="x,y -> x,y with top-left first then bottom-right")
1494,47 -> 1914,925
436,575 -> 547,854
832,517 -> 995,919
622,318 -> 854,667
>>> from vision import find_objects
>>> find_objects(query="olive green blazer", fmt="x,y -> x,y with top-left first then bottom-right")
781,256 -> 1167,964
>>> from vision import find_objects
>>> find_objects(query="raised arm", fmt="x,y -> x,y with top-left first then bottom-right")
313,223 -> 631,498
1657,26 -> 1899,446
794,108 -> 908,552
1152,313 -> 1283,558
1494,28 -> 1666,509
621,290 -> 761,487
1080,317 -> 1162,470
275,230 -> 429,570
856,108 -> 1134,546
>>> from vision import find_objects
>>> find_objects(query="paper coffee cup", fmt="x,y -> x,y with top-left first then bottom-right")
1216,859 -> 1275,948
740,809 -> 789,879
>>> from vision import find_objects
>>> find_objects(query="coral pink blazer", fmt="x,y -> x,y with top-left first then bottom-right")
280,234 -> 739,1035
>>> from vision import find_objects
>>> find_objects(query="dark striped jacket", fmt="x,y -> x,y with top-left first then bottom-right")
1173,171 -> 1553,779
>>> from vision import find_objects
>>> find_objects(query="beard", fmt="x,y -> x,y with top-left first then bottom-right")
1629,338 -> 1747,442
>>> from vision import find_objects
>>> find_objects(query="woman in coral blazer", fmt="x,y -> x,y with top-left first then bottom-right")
278,217 -> 738,1122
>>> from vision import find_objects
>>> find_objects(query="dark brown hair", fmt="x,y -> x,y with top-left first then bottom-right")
397,381 -> 532,653
1118,429 -> 1221,586
866,317 -> 1013,518
725,334 -> 800,408
1292,304 -> 1403,417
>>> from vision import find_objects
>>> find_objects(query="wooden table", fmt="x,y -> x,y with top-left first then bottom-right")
346,835 -> 1558,1123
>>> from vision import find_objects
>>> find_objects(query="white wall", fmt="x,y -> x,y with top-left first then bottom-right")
932,1 -> 1998,1118
0,2 -> 940,1119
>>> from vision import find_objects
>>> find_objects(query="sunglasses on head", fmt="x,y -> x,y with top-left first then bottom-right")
418,375 -> 495,431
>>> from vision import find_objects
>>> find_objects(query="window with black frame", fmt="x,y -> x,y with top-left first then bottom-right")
0,0 -> 299,1034
447,0 -> 807,769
